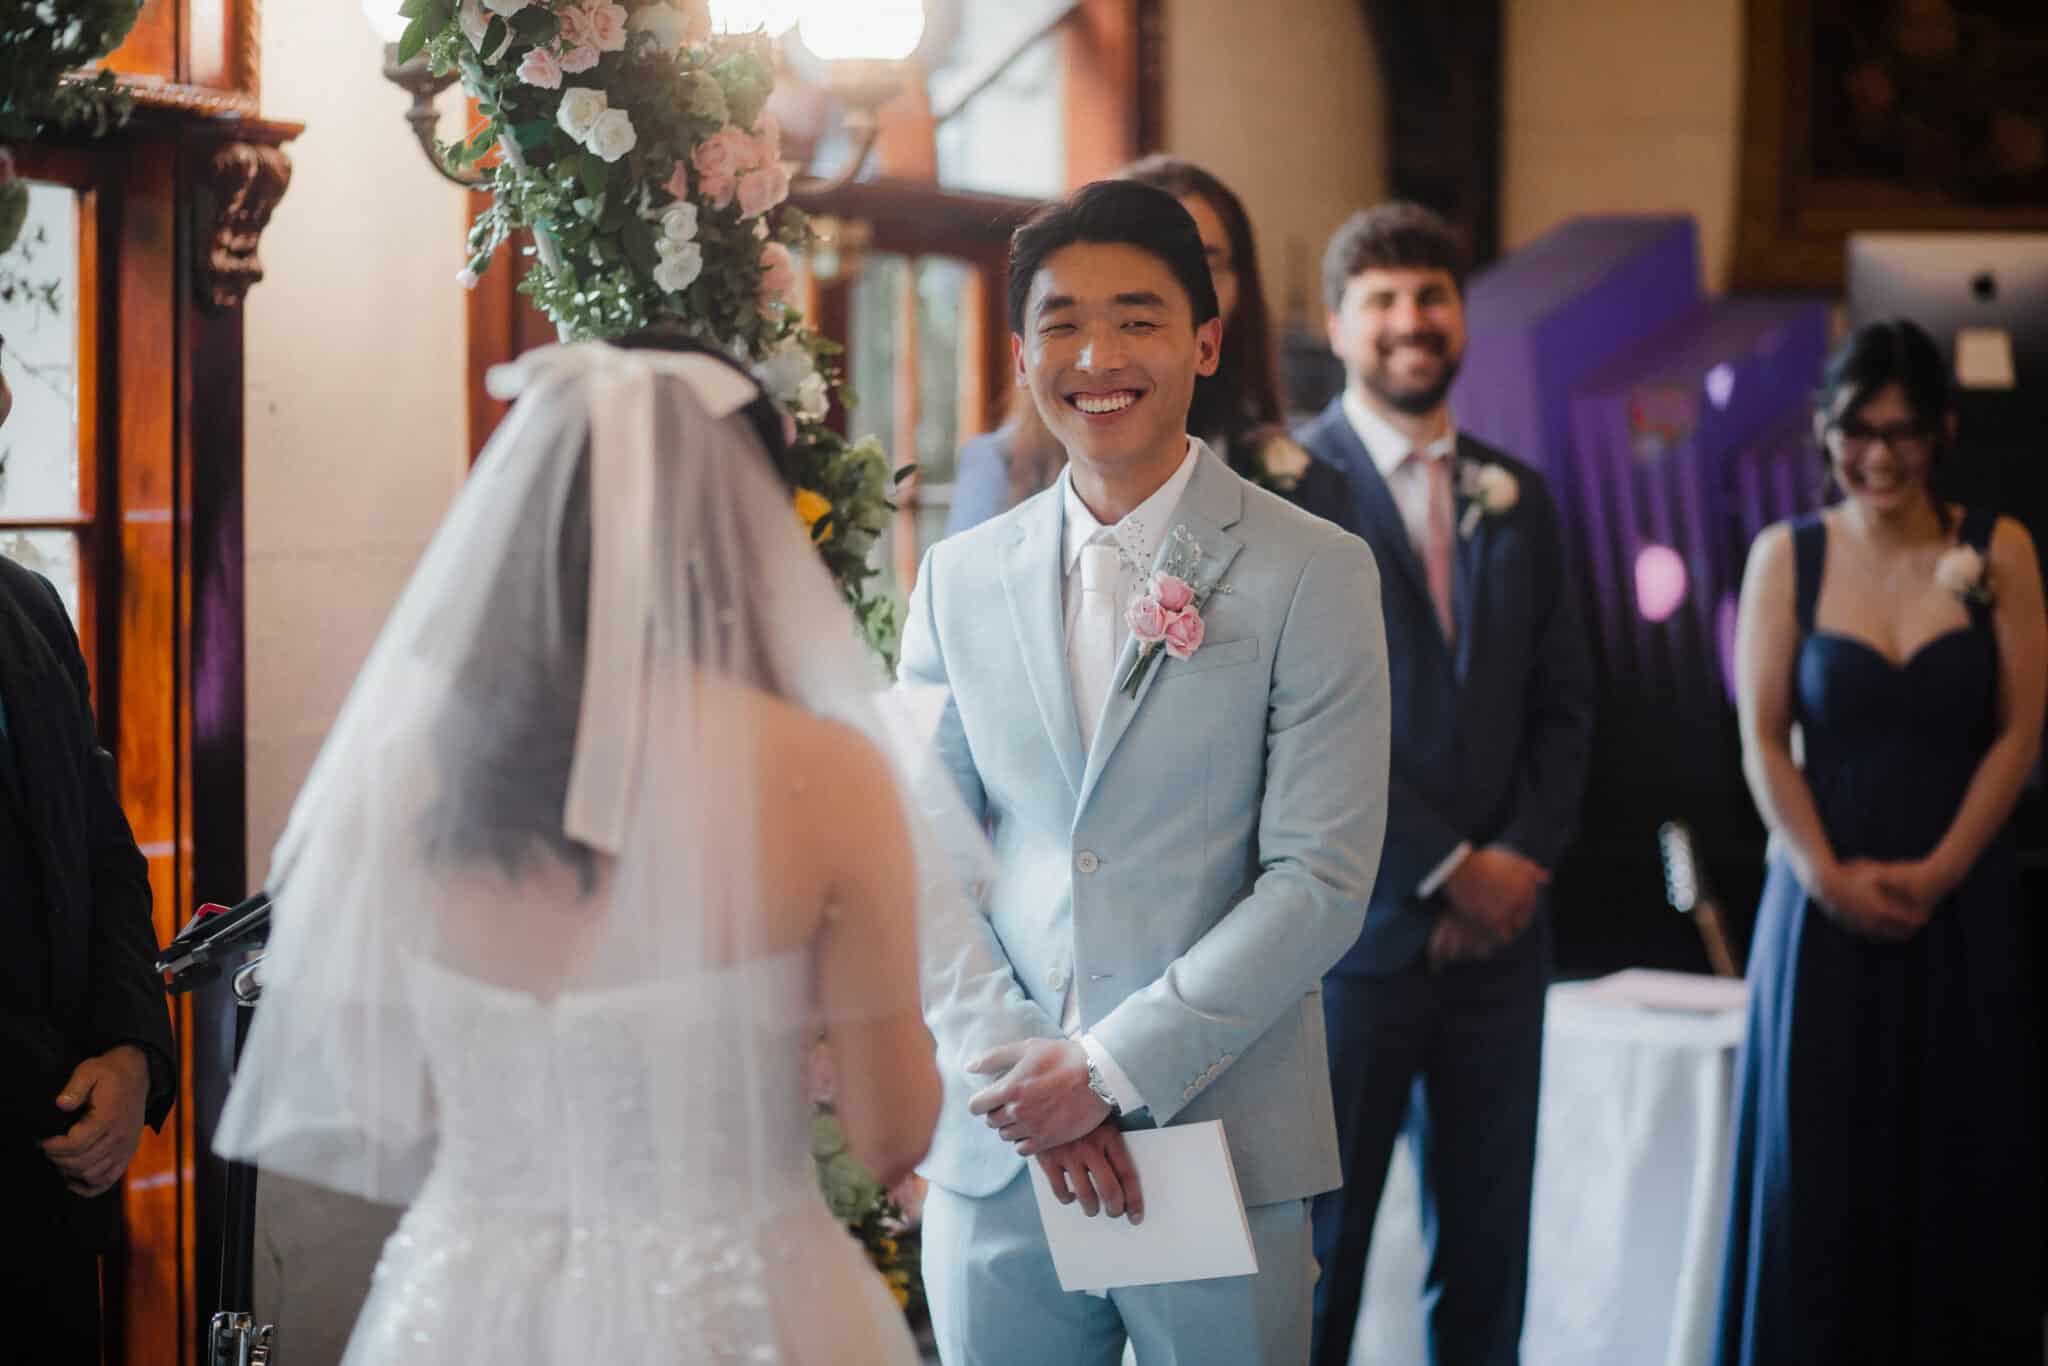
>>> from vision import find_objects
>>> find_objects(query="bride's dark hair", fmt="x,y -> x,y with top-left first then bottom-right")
423,333 -> 793,886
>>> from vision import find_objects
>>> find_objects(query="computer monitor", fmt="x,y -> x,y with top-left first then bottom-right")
1846,232 -> 2048,534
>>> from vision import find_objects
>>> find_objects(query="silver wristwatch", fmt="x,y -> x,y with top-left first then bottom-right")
1085,1057 -> 1122,1117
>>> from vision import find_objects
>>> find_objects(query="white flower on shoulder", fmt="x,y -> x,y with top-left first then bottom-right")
652,242 -> 704,294
586,107 -> 639,162
796,371 -> 831,422
629,2 -> 689,52
556,87 -> 609,142
659,201 -> 699,245
754,336 -> 815,405
1255,433 -> 1311,492
1934,544 -> 1994,605
1457,460 -> 1519,538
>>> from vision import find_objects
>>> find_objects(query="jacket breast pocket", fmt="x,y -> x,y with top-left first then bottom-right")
1156,635 -> 1260,681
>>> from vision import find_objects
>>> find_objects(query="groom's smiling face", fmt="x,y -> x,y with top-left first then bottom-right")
1014,242 -> 1221,481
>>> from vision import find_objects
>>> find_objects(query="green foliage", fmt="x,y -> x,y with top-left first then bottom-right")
430,3 -> 905,663
0,0 -> 146,144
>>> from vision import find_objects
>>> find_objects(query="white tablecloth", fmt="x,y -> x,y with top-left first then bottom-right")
1350,973 -> 1748,1366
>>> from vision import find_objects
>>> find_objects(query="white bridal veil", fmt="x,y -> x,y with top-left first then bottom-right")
212,341 -> 985,1225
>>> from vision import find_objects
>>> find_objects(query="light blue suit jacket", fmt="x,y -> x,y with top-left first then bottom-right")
902,443 -> 1390,1208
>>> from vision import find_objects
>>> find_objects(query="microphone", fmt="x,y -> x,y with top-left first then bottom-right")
158,892 -> 273,993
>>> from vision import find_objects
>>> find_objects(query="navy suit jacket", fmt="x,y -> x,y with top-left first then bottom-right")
1297,399 -> 1595,975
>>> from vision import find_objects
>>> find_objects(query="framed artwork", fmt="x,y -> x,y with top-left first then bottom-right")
106,0 -> 262,117
1734,0 -> 2048,291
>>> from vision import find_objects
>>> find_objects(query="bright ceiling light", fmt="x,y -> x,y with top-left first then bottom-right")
798,0 -> 926,62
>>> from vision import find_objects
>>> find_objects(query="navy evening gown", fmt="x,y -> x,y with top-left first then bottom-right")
1715,508 -> 2040,1364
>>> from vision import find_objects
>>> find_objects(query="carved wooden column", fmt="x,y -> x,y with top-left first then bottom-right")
177,116 -> 301,1366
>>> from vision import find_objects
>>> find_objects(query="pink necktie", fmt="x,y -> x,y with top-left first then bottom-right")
1420,453 -> 1455,644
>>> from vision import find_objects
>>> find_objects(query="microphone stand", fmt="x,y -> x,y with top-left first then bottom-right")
159,896 -> 277,1366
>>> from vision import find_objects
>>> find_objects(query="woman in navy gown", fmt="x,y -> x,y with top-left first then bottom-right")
1715,319 -> 2046,1363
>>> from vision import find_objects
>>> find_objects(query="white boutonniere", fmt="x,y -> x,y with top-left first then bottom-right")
1457,460 -> 1519,539
1252,431 -> 1312,494
1934,544 -> 1995,605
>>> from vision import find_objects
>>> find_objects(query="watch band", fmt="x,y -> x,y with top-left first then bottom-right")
1085,1057 -> 1122,1117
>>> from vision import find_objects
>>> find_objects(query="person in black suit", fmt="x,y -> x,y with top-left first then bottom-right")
1296,204 -> 1595,1366
0,361 -> 176,1365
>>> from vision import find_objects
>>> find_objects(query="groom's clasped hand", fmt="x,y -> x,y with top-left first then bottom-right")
967,1039 -> 1146,1224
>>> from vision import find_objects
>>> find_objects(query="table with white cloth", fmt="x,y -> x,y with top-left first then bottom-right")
1349,971 -> 1749,1366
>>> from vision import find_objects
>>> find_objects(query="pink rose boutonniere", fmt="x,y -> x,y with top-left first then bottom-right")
1118,527 -> 1229,696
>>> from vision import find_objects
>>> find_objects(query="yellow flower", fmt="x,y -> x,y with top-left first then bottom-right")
877,1237 -> 899,1259
794,487 -> 834,542
890,1283 -> 910,1309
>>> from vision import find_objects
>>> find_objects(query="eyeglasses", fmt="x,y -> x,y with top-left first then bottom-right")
1829,418 -> 1935,456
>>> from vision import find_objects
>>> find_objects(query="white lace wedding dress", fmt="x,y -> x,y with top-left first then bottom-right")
339,952 -> 919,1366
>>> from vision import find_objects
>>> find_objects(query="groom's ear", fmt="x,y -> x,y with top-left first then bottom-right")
1012,332 -> 1029,386
1193,316 -> 1223,379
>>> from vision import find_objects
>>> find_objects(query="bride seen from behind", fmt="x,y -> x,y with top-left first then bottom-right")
214,336 -> 956,1365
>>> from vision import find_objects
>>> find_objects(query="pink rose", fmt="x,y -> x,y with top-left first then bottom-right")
693,126 -> 753,180
556,3 -> 593,46
1125,594 -> 1170,644
516,44 -> 563,88
1151,573 -> 1194,613
1162,607 -> 1206,661
583,0 -> 629,52
758,241 -> 798,303
736,162 -> 790,219
558,43 -> 600,73
664,159 -> 690,201
751,113 -> 783,166
698,170 -> 736,209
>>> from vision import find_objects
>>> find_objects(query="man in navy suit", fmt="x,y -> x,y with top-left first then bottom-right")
1296,204 -> 1595,1366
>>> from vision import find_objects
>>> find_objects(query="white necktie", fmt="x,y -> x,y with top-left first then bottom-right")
1073,538 -> 1123,751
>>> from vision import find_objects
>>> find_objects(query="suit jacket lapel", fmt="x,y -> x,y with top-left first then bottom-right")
1075,447 -> 1244,817
999,491 -> 1087,800
1317,406 -> 1435,624
1451,437 -> 1497,684
0,592 -> 59,880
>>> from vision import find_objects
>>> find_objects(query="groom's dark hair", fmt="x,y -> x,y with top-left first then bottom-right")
1007,180 -> 1220,334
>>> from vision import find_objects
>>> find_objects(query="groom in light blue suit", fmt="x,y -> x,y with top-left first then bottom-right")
903,181 -> 1391,1364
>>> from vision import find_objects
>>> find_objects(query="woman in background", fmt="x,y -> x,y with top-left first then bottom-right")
1715,319 -> 2045,1364
945,157 -> 1336,535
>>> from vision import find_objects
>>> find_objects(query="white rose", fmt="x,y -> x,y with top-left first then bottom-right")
629,2 -> 689,52
458,0 -> 489,49
481,0 -> 530,15
796,371 -> 831,423
1256,433 -> 1311,491
754,338 -> 814,404
556,87 -> 609,142
653,242 -> 704,294
659,201 -> 699,245
586,107 -> 639,162
1934,545 -> 1990,601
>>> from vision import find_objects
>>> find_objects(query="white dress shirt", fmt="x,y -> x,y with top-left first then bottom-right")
1049,440 -> 1201,1115
1341,392 -> 1473,899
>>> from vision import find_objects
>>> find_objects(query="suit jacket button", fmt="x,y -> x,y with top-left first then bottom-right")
1075,851 -> 1101,874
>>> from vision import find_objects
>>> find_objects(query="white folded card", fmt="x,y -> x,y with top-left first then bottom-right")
1026,1119 -> 1257,1293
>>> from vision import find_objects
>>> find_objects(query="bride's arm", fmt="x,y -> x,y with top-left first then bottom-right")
1889,518 -> 2047,910
815,733 -> 940,1190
